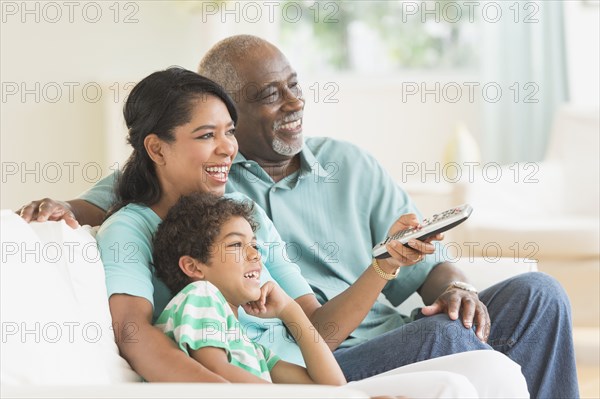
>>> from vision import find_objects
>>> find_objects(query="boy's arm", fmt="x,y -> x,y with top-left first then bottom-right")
190,347 -> 269,384
271,302 -> 346,385
109,294 -> 226,382
244,282 -> 346,386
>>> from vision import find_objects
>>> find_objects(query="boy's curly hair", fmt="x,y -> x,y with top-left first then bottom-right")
152,193 -> 257,295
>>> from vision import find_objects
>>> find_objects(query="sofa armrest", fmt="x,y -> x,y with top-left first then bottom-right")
394,257 -> 538,314
1,383 -> 368,399
453,256 -> 538,290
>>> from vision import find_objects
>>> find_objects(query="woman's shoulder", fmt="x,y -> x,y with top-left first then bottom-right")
97,203 -> 161,241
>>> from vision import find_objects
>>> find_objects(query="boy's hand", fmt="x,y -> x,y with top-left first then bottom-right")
241,281 -> 293,319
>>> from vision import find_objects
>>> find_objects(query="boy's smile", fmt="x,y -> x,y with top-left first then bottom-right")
198,216 -> 263,312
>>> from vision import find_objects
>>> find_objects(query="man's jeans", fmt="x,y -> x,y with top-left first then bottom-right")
333,272 -> 579,398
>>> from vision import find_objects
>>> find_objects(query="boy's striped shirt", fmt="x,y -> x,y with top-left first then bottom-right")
156,281 -> 280,381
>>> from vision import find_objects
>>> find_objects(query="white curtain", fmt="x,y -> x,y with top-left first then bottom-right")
481,0 -> 569,163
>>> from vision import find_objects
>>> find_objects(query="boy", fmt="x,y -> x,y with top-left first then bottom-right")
152,193 -> 346,385
150,193 -> 522,397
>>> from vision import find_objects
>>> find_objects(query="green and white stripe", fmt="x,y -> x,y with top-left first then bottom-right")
156,281 -> 279,381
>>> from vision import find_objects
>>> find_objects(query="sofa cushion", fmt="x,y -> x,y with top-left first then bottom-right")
464,215 -> 599,259
0,210 -> 140,384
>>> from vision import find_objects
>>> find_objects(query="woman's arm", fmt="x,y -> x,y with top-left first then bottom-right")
244,282 -> 346,385
248,196 -> 435,352
297,231 -> 438,350
299,239 -> 438,351
189,346 -> 269,384
294,265 -> 393,350
271,301 -> 346,385
109,294 -> 226,382
98,208 -> 225,381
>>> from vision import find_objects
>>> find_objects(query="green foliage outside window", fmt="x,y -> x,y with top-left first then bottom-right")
280,0 -> 479,72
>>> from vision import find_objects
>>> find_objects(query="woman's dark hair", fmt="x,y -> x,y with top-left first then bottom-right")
107,67 -> 238,217
152,192 -> 257,295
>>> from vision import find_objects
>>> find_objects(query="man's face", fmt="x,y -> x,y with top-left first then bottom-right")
232,44 -> 305,162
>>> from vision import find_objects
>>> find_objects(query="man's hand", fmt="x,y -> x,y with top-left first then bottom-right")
17,198 -> 80,228
378,214 -> 443,272
421,286 -> 490,342
241,281 -> 293,319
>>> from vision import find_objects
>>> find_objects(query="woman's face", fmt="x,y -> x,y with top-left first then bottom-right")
159,95 -> 238,197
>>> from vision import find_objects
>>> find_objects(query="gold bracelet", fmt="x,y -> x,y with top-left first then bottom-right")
371,258 -> 400,280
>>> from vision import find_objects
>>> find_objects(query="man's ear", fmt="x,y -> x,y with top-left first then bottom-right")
144,134 -> 167,166
178,255 -> 206,280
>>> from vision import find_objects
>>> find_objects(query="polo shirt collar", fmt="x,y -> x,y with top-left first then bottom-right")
232,151 -> 250,165
232,145 -> 329,178
298,145 -> 329,178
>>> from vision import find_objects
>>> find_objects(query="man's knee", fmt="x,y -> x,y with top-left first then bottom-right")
506,272 -> 571,308
403,315 -> 488,353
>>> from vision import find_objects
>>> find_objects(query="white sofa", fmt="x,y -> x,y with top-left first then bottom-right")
450,104 -> 600,350
454,104 -> 600,262
0,210 -> 536,398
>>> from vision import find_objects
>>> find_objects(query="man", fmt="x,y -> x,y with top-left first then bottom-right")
19,35 -> 577,398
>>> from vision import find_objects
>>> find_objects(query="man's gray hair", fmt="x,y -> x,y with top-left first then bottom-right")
198,34 -> 271,95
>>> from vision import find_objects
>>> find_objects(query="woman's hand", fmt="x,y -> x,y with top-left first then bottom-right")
241,281 -> 293,319
378,214 -> 443,272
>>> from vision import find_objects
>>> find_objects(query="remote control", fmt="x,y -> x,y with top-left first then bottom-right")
372,204 -> 473,259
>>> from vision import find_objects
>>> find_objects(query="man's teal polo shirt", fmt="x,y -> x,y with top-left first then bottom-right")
79,137 -> 443,349
226,137 -> 442,348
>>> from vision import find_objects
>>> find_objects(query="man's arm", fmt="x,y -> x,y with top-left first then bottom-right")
418,262 -> 491,341
18,171 -> 117,227
67,199 -> 107,226
109,294 -> 227,382
417,261 -> 467,305
18,198 -> 106,227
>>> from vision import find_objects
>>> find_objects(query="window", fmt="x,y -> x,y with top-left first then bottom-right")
279,0 -> 480,74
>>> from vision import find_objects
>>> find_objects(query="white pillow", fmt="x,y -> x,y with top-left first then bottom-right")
0,210 -> 140,384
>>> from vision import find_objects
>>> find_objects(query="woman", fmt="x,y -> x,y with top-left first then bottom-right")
96,67 -> 331,378
95,67 -> 527,397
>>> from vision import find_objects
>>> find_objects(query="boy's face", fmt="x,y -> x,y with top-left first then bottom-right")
200,216 -> 262,307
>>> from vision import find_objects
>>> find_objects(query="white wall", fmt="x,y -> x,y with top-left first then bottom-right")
564,0 -> 600,106
0,1 -> 482,211
299,74 -> 482,183
0,2 -> 275,210
1,1 -> 597,211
